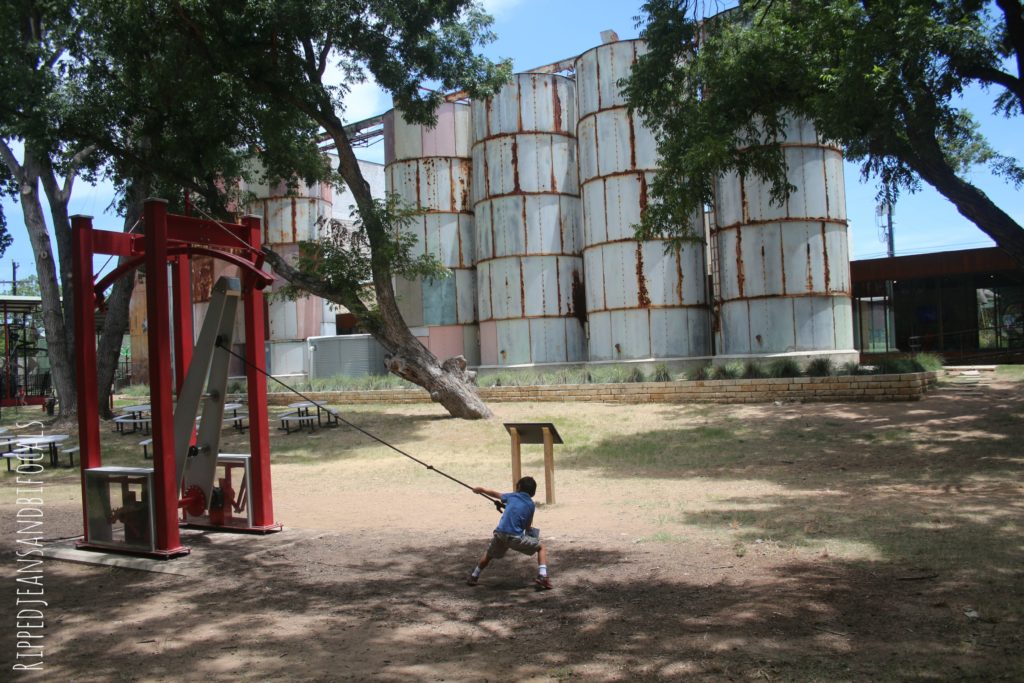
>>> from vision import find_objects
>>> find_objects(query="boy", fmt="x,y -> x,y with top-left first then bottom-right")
467,476 -> 552,589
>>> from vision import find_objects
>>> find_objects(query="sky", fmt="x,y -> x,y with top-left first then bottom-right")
1,0 -> 1019,286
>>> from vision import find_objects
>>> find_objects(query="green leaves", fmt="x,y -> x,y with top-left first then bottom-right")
627,0 -> 1024,250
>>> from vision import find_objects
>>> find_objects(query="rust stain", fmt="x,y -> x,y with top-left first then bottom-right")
290,198 -> 297,242
555,255 -> 563,313
458,159 -> 471,210
636,242 -> 651,308
552,81 -> 562,133
518,262 -> 526,318
755,333 -> 763,346
739,174 -> 749,223
675,249 -> 684,304
415,161 -> 422,207
821,221 -> 831,292
521,195 -> 529,253
806,243 -> 814,291
511,138 -> 521,193
516,77 -> 524,133
734,228 -> 745,298
638,173 -> 649,218
571,268 -> 587,326
482,140 -> 491,198
628,112 -> 637,170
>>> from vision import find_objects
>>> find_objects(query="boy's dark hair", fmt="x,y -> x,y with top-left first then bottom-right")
516,476 -> 537,497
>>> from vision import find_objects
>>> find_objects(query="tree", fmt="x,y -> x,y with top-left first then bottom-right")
120,0 -> 511,419
0,0 -> 99,419
76,0 -> 328,417
626,0 -> 1024,267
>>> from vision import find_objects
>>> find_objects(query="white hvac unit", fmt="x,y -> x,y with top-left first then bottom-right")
307,334 -> 388,379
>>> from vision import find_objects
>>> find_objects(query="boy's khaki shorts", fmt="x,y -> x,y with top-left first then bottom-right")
487,531 -> 540,558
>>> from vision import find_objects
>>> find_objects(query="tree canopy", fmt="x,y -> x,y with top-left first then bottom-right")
626,0 -> 1024,266
79,0 -> 510,418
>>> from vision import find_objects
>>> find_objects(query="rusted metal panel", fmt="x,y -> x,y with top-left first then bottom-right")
713,116 -> 853,355
576,40 -> 710,361
384,106 -> 478,361
385,103 -> 472,163
470,72 -> 585,365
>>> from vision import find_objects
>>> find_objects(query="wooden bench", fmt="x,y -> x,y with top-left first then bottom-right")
278,413 -> 317,434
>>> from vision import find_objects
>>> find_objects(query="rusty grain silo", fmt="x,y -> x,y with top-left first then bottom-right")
713,117 -> 854,356
384,103 -> 479,365
575,40 -> 711,362
471,73 -> 587,366
243,174 -> 333,375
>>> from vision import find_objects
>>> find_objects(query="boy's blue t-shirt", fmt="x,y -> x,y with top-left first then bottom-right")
494,491 -> 534,535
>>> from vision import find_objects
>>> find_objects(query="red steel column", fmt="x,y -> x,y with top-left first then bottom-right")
72,215 -> 102,538
242,215 -> 277,529
144,199 -> 185,554
171,256 -> 194,394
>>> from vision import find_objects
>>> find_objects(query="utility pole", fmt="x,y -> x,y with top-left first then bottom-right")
11,261 -> 17,295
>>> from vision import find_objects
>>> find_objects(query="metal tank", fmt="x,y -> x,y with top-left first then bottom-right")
575,40 -> 711,362
384,103 -> 479,365
471,73 -> 586,366
242,172 -> 333,375
713,116 -> 854,356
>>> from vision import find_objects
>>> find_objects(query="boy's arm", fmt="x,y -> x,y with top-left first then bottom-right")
472,486 -> 502,499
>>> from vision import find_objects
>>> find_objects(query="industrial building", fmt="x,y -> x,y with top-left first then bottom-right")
130,36 -> 858,382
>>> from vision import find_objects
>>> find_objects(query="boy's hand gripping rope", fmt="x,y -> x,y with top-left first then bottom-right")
214,340 -> 506,513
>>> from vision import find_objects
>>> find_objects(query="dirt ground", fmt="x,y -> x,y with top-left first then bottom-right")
2,371 -> 1023,681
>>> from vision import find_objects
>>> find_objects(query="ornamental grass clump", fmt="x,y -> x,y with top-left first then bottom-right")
806,357 -> 834,377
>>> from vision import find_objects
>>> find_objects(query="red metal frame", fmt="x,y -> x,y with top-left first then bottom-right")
71,199 -> 280,558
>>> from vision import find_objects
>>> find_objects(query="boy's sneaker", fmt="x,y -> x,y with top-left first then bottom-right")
534,575 -> 553,590
466,574 -> 479,586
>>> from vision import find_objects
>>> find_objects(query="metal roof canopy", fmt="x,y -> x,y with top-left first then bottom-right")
503,422 -> 563,445
0,295 -> 43,316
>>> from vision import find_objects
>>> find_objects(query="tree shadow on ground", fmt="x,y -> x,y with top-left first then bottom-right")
17,532 -> 1022,681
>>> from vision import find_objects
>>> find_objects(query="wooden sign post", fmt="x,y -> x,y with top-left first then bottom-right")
503,422 -> 563,505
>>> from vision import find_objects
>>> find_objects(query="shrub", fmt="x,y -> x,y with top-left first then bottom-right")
839,361 -> 864,376
652,363 -> 673,383
874,357 -> 919,374
711,361 -> 743,380
806,357 -> 834,377
913,353 -> 945,372
742,360 -> 767,379
767,357 -> 802,378
626,366 -> 646,383
686,364 -> 713,381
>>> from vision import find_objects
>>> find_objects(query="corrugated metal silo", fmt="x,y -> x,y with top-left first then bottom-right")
575,40 -> 711,361
471,73 -> 587,366
713,117 -> 854,355
243,173 -> 333,374
384,103 -> 479,365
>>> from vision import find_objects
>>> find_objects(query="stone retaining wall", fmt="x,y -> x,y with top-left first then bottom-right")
263,371 -> 941,406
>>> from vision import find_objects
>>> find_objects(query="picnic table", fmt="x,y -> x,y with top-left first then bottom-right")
287,401 -> 339,428
114,404 -> 152,435
12,434 -> 73,468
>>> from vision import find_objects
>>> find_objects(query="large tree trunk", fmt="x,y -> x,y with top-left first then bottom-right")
16,152 -> 77,419
95,182 -> 147,418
